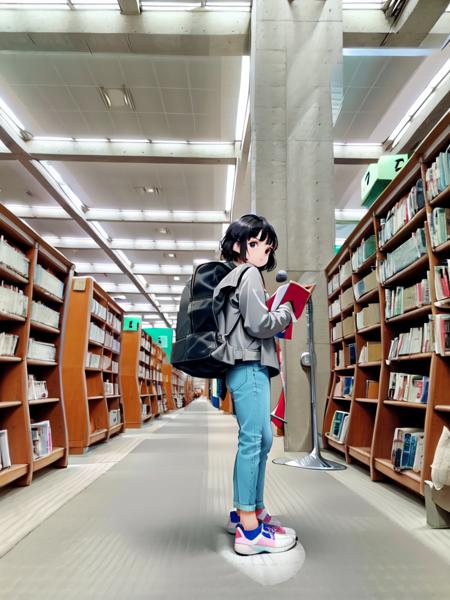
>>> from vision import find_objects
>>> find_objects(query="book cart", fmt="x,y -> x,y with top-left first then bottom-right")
0,204 -> 73,488
323,112 -> 450,500
120,325 -> 160,427
61,277 -> 124,454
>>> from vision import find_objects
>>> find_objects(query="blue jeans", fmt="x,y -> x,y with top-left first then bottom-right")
226,361 -> 272,512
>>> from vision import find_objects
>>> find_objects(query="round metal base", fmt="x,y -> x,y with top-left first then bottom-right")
273,452 -> 347,471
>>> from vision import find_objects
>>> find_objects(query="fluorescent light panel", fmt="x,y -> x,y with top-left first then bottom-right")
389,57 -> 450,147
43,236 -> 218,251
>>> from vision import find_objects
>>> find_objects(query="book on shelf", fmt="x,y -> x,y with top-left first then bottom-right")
391,428 -> 424,472
0,332 -> 19,356
387,323 -> 433,359
31,301 -> 60,329
385,274 -> 430,318
91,298 -> 107,321
0,236 -> 29,279
379,227 -> 427,282
34,265 -> 64,299
28,375 -> 48,400
387,372 -> 429,404
352,235 -> 376,271
0,282 -> 28,317
0,429 -> 11,470
27,338 -> 56,362
425,147 -> 450,201
359,341 -> 382,363
342,314 -> 355,336
429,207 -> 450,247
334,348 -> 344,368
433,314 -> 450,355
89,322 -> 105,345
346,343 -> 356,365
330,410 -> 350,443
31,420 -> 52,459
378,179 -> 425,247
328,272 -> 340,296
85,352 -> 102,369
109,409 -> 121,426
356,303 -> 380,329
339,259 -> 352,285
434,261 -> 450,301
329,298 -> 340,319
366,380 -> 379,399
332,321 -> 343,341
354,269 -> 378,301
340,286 -> 354,310
334,375 -> 354,397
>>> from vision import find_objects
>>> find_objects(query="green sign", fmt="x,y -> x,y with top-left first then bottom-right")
361,154 -> 408,208
123,316 -> 141,331
143,327 -> 173,360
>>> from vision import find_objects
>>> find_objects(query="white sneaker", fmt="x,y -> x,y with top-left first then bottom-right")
234,523 -> 297,556
226,510 -> 297,539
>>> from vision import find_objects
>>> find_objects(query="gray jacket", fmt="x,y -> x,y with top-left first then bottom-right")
212,264 -> 292,377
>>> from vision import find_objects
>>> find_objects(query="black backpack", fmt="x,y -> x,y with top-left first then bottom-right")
171,261 -> 250,378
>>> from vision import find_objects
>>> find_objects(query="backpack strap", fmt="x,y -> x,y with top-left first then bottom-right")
213,263 -> 253,336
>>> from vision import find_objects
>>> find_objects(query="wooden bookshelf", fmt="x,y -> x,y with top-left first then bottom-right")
61,277 -> 124,454
0,204 -> 73,488
323,112 -> 450,500
119,326 -> 156,427
162,364 -> 186,411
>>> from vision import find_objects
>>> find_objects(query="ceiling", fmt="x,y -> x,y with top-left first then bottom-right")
0,3 -> 449,327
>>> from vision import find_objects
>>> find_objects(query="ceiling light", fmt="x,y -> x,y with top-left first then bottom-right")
388,57 -> 450,148
173,276 -> 180,281
112,295 -> 127,301
342,1 -> 384,8
43,236 -> 218,251
0,95 -> 26,132
235,56 -> 250,141
152,139 -> 189,144
144,186 -> 159,194
110,138 -> 149,144
158,227 -> 169,235
99,86 -> 135,111
0,1 -> 69,8
225,165 -> 236,212
141,1 -> 201,9
33,136 -> 74,142
75,137 -> 109,143
165,252 -> 176,258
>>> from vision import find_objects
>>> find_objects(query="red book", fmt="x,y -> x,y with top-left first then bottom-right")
267,281 -> 314,340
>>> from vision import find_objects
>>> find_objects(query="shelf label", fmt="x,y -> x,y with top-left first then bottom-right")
361,154 -> 408,207
123,316 -> 141,331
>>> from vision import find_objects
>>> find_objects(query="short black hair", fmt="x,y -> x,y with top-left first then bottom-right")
220,213 -> 278,272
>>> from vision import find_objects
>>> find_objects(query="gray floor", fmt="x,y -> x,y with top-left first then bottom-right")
1,400 -> 450,599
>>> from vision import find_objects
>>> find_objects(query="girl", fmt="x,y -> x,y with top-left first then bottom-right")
213,214 -> 297,556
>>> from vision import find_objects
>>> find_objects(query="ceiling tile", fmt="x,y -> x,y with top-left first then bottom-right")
120,57 -> 158,88
188,59 -> 221,90
68,86 -> 107,112
167,114 -> 196,140
111,112 -> 142,137
154,59 -> 189,89
82,111 -> 114,136
86,56 -> 124,88
137,113 -> 169,138
340,87 -> 371,113
190,89 -> 217,116
131,87 -> 164,113
161,88 -> 192,114
52,55 -> 96,86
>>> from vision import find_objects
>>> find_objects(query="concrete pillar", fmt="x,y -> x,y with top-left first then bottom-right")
251,0 -> 342,451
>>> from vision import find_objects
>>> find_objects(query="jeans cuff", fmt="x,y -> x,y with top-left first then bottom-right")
234,502 -> 256,511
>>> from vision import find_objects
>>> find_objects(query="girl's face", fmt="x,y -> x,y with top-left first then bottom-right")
233,231 -> 273,268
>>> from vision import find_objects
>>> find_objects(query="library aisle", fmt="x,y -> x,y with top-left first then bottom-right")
0,398 -> 449,600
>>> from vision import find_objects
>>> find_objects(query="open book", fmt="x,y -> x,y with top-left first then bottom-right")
267,281 -> 314,340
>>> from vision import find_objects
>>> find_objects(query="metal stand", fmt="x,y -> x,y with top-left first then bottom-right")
273,295 -> 346,471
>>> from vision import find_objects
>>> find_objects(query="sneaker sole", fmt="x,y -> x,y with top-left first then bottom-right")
234,539 -> 297,556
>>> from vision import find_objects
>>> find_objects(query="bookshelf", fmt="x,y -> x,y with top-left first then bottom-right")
61,277 -> 124,454
0,204 -> 73,488
162,364 -> 187,410
120,327 -> 161,427
323,112 -> 450,498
